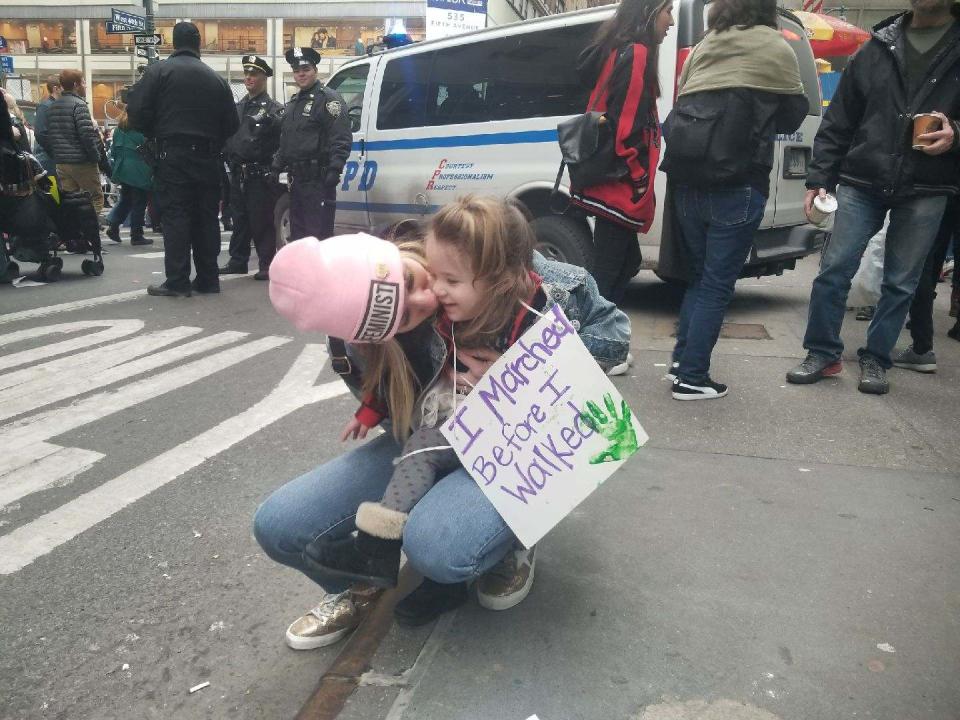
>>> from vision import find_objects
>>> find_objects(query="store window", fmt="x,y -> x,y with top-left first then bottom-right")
0,20 -> 77,53
283,18 -> 425,58
193,20 -> 267,54
91,19 -> 176,53
91,80 -> 127,122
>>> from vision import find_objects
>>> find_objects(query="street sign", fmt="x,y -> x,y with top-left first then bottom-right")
135,47 -> 149,58
106,22 -> 137,34
134,34 -> 162,46
0,56 -> 13,74
111,8 -> 146,32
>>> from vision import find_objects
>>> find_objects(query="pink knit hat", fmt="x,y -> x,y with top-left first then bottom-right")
269,234 -> 407,343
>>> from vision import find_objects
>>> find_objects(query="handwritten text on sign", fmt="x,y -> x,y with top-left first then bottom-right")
441,305 -> 647,547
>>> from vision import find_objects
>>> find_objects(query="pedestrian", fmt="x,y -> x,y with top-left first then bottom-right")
127,22 -> 240,298
219,55 -> 284,281
1,89 -> 30,154
568,0 -> 675,305
275,46 -> 352,242
893,197 -> 958,371
32,76 -> 61,174
660,0 -> 807,400
47,69 -> 104,214
256,202 -> 630,649
105,106 -> 153,246
787,0 -> 960,395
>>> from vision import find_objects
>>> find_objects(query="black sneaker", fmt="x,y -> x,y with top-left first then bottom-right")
106,225 -> 121,243
302,532 -> 401,589
191,279 -> 221,294
786,353 -> 843,384
218,263 -> 248,275
393,578 -> 468,627
147,283 -> 190,298
672,377 -> 728,400
858,355 -> 889,395
253,269 -> 269,281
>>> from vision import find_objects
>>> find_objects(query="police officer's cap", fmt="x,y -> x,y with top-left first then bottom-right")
285,46 -> 322,70
242,55 -> 273,77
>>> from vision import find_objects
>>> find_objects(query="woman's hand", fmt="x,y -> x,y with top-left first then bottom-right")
454,348 -> 502,392
340,417 -> 370,442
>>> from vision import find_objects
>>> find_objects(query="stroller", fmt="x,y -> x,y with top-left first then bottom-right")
1,146 -> 104,283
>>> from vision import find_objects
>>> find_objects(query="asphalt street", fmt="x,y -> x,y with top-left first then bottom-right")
0,228 -> 958,720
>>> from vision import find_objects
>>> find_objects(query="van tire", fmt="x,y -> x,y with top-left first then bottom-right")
531,215 -> 594,270
274,192 -> 291,250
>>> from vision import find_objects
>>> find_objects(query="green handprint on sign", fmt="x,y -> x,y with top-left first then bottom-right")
579,394 -> 639,464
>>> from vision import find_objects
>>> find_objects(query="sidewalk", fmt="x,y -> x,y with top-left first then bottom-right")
331,258 -> 960,720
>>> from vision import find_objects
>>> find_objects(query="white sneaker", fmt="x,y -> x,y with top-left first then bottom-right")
477,545 -> 536,611
606,352 -> 634,377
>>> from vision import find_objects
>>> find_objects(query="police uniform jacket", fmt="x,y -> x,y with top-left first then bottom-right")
276,81 -> 352,174
225,91 -> 283,166
127,48 -> 239,145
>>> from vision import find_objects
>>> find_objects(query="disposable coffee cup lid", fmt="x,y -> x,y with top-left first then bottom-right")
814,194 -> 838,213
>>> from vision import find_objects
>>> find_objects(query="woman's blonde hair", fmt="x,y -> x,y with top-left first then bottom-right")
358,237 -> 429,442
429,195 -> 535,348
117,105 -> 130,131
4,92 -> 25,124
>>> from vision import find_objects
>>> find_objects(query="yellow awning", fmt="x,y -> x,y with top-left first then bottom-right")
794,11 -> 834,41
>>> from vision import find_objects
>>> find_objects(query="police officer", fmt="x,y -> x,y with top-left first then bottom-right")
275,46 -> 352,241
220,55 -> 284,280
127,22 -> 239,297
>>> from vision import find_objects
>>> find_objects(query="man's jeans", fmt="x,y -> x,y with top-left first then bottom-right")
253,433 -> 516,593
803,184 -> 947,368
672,185 -> 766,383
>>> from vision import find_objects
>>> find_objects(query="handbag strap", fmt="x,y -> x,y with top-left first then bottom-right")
549,159 -> 571,214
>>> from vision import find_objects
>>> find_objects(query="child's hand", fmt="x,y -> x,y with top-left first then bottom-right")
340,417 -> 370,442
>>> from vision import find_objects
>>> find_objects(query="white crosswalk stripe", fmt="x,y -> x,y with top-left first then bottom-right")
0,297 -> 350,575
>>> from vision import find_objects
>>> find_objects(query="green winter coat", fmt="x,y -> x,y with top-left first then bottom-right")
110,127 -> 153,190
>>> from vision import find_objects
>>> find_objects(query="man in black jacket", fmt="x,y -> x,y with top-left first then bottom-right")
788,0 -> 960,395
127,22 -> 240,298
219,55 -> 284,280
47,69 -> 104,215
275,47 -> 352,242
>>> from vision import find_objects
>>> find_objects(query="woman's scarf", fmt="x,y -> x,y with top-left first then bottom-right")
678,25 -> 803,97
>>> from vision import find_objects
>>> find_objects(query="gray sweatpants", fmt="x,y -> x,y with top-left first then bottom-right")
381,426 -> 460,513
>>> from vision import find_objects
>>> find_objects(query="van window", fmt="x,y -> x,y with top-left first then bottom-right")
426,25 -> 595,126
376,23 -> 598,130
327,63 -> 371,130
377,54 -> 432,130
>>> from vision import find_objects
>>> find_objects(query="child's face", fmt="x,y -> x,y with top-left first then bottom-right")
425,233 -> 489,323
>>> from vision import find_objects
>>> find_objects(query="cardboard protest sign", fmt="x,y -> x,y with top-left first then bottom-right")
441,304 -> 647,547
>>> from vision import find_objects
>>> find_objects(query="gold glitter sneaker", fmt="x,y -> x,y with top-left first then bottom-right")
285,585 -> 381,650
476,545 -> 536,611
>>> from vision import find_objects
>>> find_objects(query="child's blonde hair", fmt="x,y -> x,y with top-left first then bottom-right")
359,197 -> 537,440
429,195 -> 536,348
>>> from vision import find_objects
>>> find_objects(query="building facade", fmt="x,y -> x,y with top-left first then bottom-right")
0,0 -> 567,123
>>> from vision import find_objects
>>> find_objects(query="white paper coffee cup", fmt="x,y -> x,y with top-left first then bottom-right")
808,193 -> 838,227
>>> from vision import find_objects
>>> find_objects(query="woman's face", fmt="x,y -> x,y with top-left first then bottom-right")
397,257 -> 438,334
654,2 -> 675,44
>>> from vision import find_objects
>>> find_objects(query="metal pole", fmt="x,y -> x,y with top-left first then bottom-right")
143,0 -> 159,64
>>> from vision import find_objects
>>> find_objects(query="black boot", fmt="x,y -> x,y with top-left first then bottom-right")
303,531 -> 402,588
130,229 -> 152,246
106,224 -> 121,243
393,578 -> 469,627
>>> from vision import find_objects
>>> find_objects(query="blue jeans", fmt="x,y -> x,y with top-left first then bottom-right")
253,433 -> 516,593
802,184 -> 947,368
107,184 -> 149,232
672,185 -> 766,383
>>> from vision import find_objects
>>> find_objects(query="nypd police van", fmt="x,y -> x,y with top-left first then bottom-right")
274,0 -> 825,279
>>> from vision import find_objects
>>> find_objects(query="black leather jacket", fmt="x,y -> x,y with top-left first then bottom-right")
127,48 -> 239,145
807,6 -> 960,197
275,81 -> 352,173
225,91 -> 283,166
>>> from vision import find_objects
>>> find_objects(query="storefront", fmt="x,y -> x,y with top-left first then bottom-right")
0,20 -> 76,54
283,17 -> 425,57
